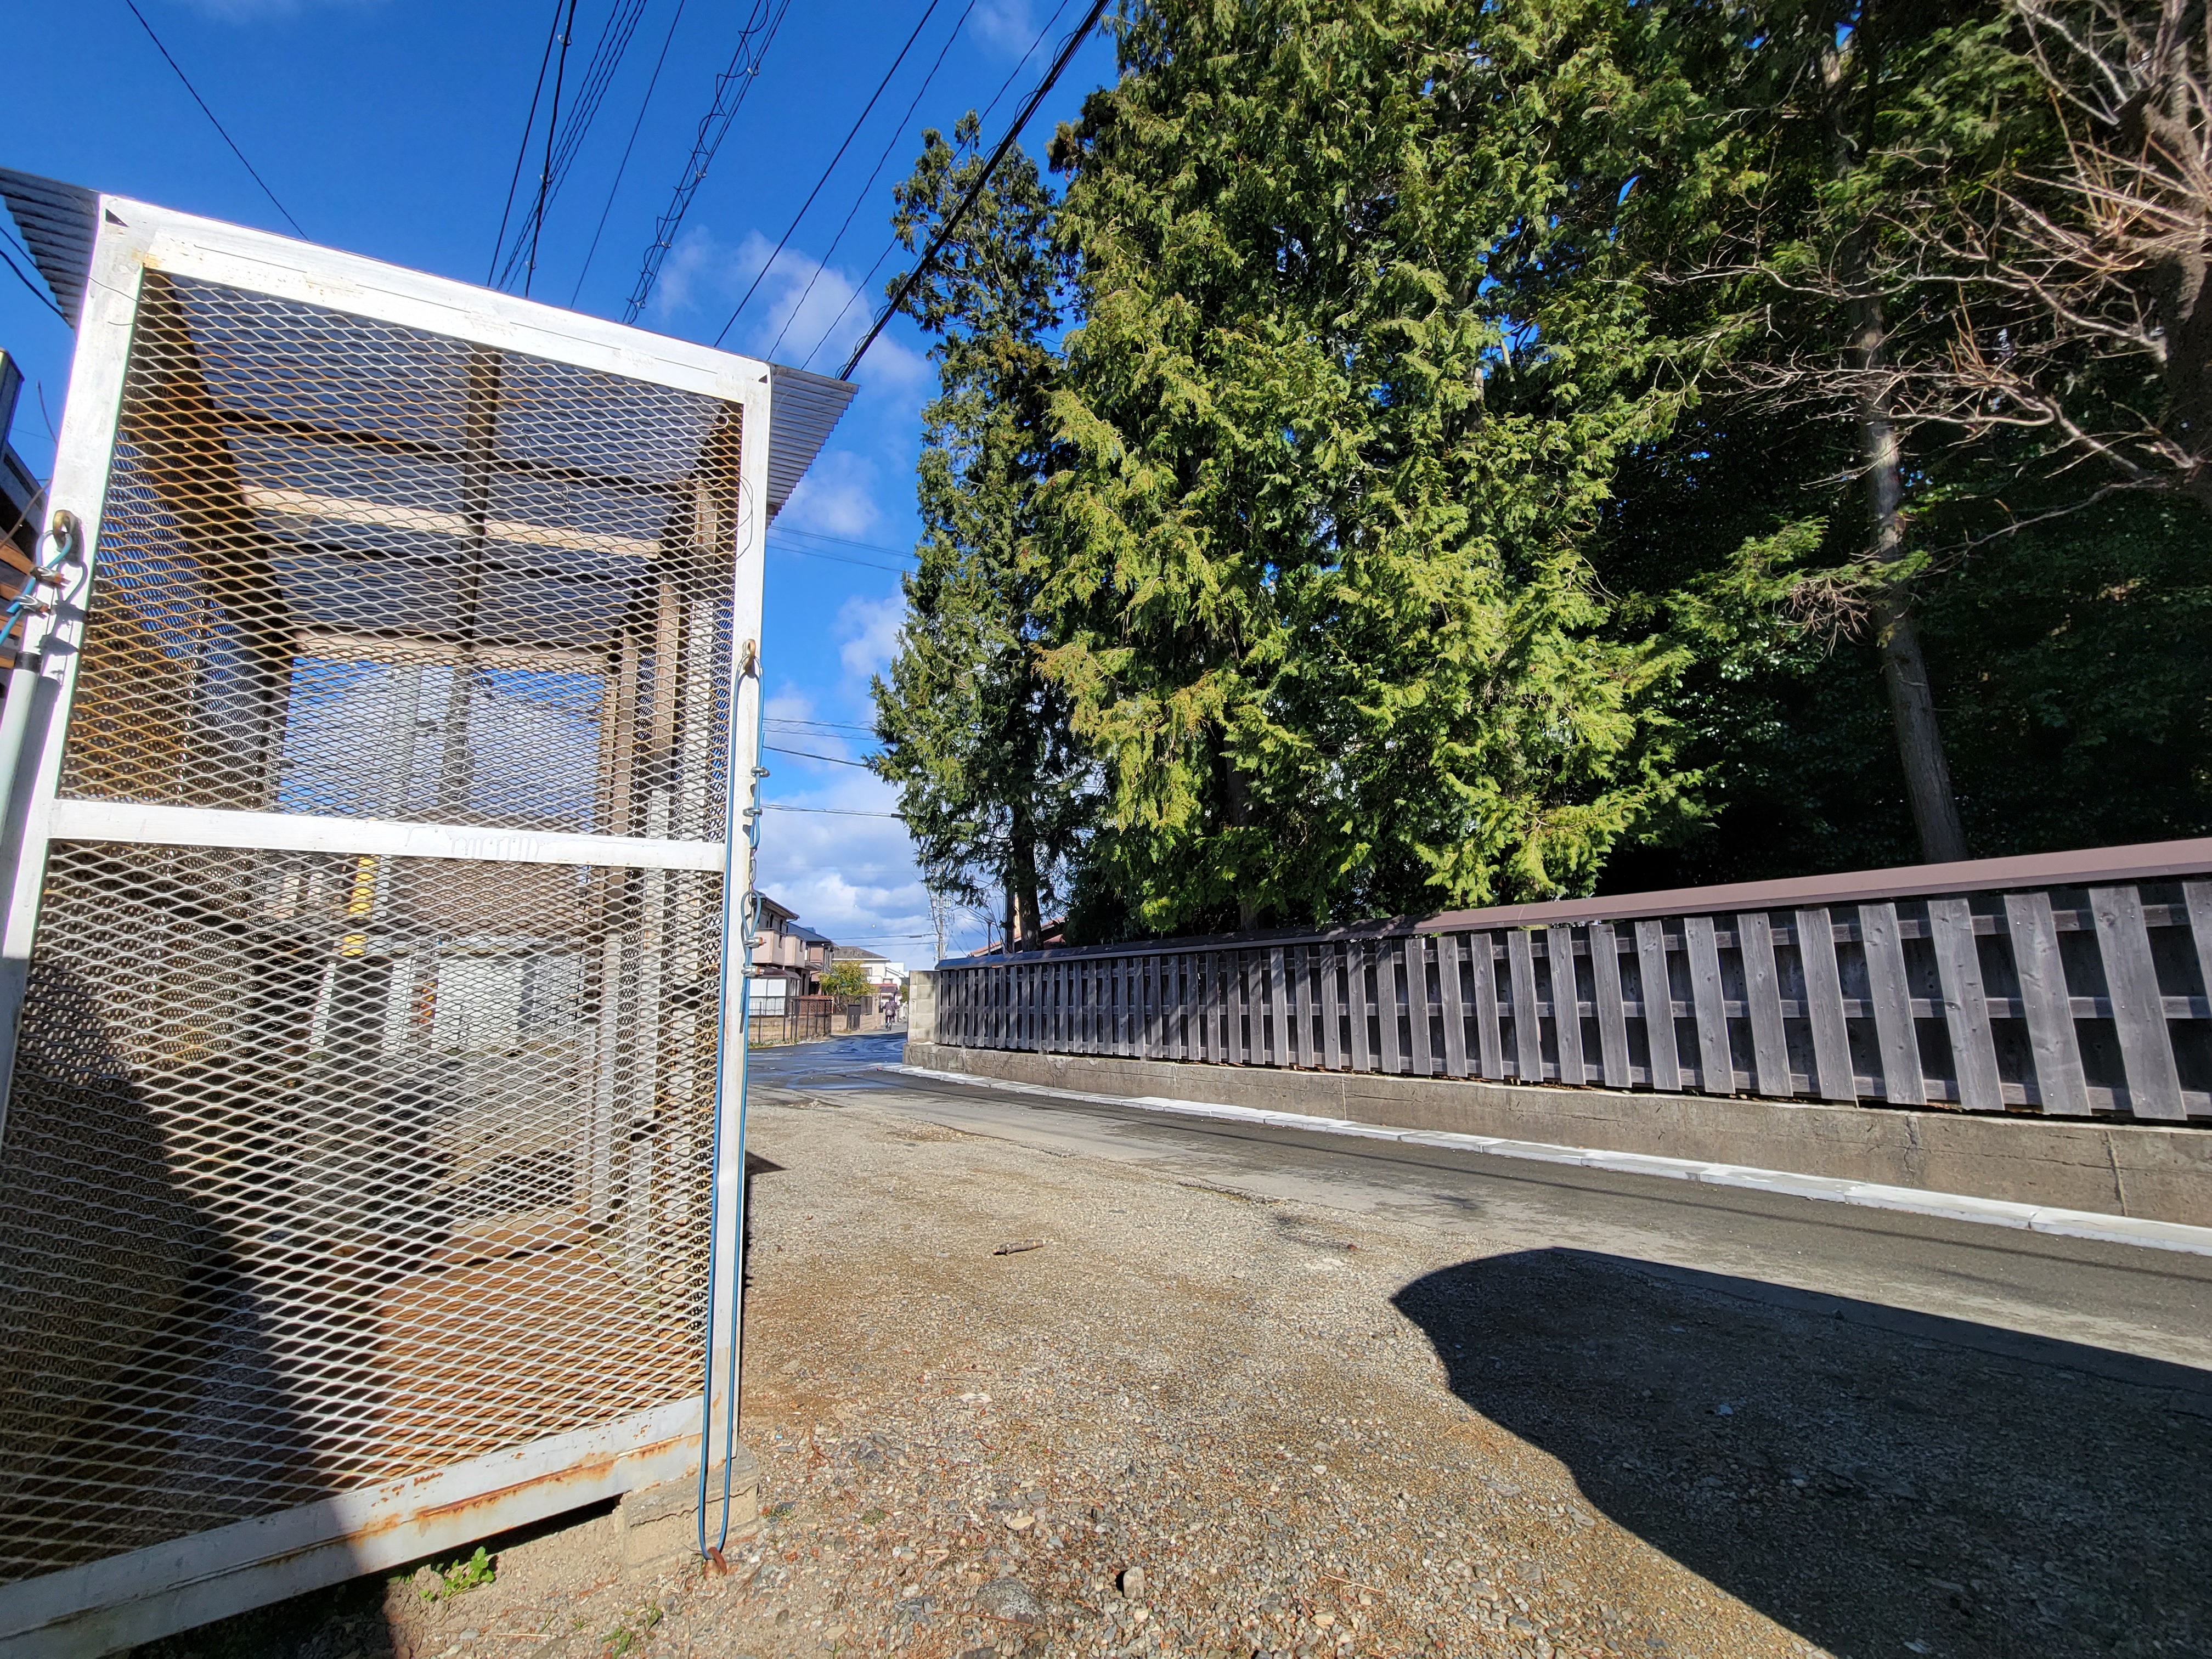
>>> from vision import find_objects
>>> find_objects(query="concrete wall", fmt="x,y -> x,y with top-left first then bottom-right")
901,1040 -> 2212,1228
907,970 -> 936,1045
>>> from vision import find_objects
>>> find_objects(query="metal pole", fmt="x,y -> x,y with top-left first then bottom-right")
697,402 -> 770,1556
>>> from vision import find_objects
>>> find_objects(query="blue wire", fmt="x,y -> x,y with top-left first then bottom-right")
697,640 -> 769,1560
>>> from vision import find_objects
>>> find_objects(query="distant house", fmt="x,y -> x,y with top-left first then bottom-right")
830,945 -> 905,985
751,895 -> 834,994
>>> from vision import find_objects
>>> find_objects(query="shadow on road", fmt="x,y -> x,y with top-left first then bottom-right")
1393,1248 -> 2212,1659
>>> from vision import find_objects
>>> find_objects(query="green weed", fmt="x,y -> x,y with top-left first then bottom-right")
416,1546 -> 495,1601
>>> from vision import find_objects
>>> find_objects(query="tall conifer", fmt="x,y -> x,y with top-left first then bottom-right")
1039,0 -> 1690,935
871,119 -> 1092,950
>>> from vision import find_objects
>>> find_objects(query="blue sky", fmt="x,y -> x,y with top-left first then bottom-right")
0,0 -> 1112,962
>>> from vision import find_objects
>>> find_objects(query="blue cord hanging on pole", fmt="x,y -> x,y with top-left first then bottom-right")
696,634 -> 768,1566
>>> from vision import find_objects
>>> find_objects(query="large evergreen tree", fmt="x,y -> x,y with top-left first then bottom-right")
871,118 -> 1092,949
1039,0 -> 1692,939
879,0 -> 2211,939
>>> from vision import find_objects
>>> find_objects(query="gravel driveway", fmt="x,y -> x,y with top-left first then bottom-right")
139,1049 -> 2211,1659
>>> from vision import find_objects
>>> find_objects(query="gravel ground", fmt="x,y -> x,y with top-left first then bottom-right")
138,1065 -> 2210,1659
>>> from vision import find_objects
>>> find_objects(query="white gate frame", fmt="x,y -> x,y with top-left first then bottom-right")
0,197 -> 781,1657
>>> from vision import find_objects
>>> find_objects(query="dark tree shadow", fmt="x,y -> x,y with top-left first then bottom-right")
1392,1249 -> 2212,1659
0,960 -> 338,1587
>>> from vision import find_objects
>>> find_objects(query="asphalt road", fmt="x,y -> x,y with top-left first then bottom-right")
748,1033 -> 2212,1392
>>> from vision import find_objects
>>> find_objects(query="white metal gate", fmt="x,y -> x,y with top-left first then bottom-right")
0,180 -> 850,1655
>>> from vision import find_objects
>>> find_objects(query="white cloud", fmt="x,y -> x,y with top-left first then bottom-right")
650,225 -> 928,389
649,225 -> 738,321
836,594 -> 905,685
748,714 -> 936,956
763,686 -> 821,726
779,449 -> 882,539
172,0 -> 380,19
973,0 -> 1041,56
746,680 -> 989,960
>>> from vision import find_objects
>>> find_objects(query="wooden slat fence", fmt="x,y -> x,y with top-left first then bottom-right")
930,849 -> 2212,1121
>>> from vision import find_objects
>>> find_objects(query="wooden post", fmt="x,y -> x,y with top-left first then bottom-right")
1737,911 -> 1792,1097
1589,922 -> 1630,1088
2090,884 -> 2185,1119
1795,907 -> 1856,1102
1683,915 -> 1731,1094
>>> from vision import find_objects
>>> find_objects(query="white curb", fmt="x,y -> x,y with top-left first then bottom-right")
885,1063 -> 2212,1259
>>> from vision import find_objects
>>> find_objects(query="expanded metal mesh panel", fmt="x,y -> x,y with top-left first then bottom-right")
0,840 -> 721,1584
61,272 -> 741,839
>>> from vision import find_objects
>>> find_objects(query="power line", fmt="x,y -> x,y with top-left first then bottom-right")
841,0 -> 1109,380
624,0 -> 792,322
767,0 -> 981,364
0,244 -> 63,322
766,714 -> 878,731
976,0 -> 1081,133
490,0 -> 568,282
122,0 -> 304,238
765,744 -> 878,769
570,0 -> 691,306
711,0 -> 948,349
802,0 -> 1078,366
768,539 -> 910,575
760,805 -> 903,821
500,0 -> 646,292
803,236 -> 905,367
773,524 -> 919,560
524,0 -> 583,298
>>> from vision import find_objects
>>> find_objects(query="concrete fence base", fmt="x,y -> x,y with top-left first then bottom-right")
899,1040 -> 2212,1228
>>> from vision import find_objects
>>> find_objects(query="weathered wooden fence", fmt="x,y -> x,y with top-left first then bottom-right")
749,995 -> 835,1046
930,842 -> 2212,1121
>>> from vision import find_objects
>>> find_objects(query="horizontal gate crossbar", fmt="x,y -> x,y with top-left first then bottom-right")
0,1399 -> 698,1654
45,800 -> 727,871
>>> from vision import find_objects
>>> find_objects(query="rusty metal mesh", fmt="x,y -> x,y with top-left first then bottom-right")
61,272 -> 742,840
0,841 -> 721,1583
0,272 -> 748,1586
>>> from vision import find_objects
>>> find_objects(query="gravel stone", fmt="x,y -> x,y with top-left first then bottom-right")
125,1047 -> 2212,1659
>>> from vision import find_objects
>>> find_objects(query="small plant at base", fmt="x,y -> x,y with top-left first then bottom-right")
417,1545 -> 495,1600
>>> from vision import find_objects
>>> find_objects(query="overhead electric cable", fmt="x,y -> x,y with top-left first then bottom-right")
710,0 -> 948,349
766,539 -> 910,574
766,716 -> 879,735
122,0 -> 304,237
765,745 -> 878,769
974,0 -> 1080,133
490,0 -> 569,281
771,524 -> 918,560
805,0 -> 1079,363
498,0 -> 656,293
766,0 -> 980,363
759,804 -> 903,817
802,237 -> 904,367
624,0 -> 792,322
524,0 -> 583,297
841,0 -> 1109,379
0,245 -> 64,322
570,0 -> 691,306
